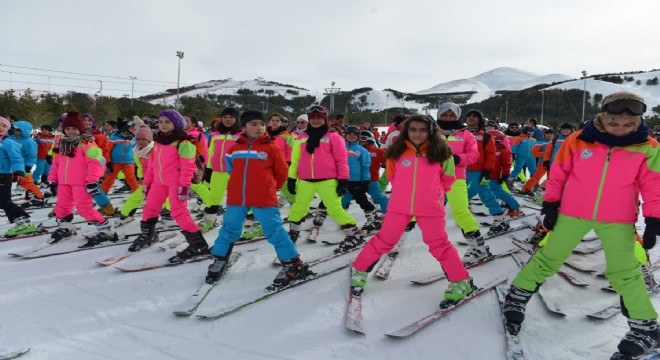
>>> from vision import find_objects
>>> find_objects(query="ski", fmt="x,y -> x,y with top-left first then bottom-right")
510,252 -> 566,316
375,235 -> 407,280
0,224 -> 50,242
172,253 -> 242,316
116,254 -> 214,272
411,247 -> 520,285
456,224 -> 532,245
385,276 -> 508,338
306,225 -> 321,242
480,213 -> 535,227
495,284 -> 528,360
510,239 -> 591,287
0,348 -> 30,360
587,279 -> 660,320
345,267 -> 365,334
509,234 -> 601,257
196,263 -> 349,320
95,232 -> 178,266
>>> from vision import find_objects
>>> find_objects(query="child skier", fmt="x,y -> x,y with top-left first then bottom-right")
0,117 -> 37,238
350,115 -> 476,307
131,110 -> 209,262
199,108 -> 241,233
100,118 -> 139,196
11,121 -> 46,206
342,130 -> 388,214
48,111 -> 117,244
206,111 -> 311,286
286,105 -> 362,253
503,92 -> 660,359
33,124 -> 54,185
486,129 -> 523,217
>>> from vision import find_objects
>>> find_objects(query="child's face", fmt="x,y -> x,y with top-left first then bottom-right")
83,117 -> 93,129
0,122 -> 8,136
41,128 -> 50,135
12,128 -> 22,137
560,128 -> 572,136
64,127 -> 80,137
544,132 -> 554,140
158,116 -> 175,134
103,123 -> 114,132
184,116 -> 193,130
136,137 -> 150,148
359,140 -> 369,147
407,120 -> 430,147
308,114 -> 326,128
243,120 -> 266,139
268,117 -> 282,129
346,133 -> 359,143
600,113 -> 640,137
221,115 -> 236,128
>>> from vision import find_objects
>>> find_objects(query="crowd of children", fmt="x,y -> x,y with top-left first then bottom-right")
2,90 -> 659,359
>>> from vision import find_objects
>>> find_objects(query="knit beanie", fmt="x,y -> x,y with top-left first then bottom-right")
220,107 -> 240,120
133,118 -> 145,128
61,111 -> 86,133
0,116 -> 9,129
296,114 -> 308,123
41,124 -> 53,132
240,110 -> 266,127
82,113 -> 96,129
157,109 -> 185,130
135,125 -> 153,141
437,102 -> 462,120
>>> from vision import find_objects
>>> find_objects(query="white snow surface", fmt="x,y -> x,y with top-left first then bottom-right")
1,186 -> 657,360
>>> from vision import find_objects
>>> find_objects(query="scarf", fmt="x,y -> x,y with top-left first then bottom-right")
133,141 -> 155,158
578,119 -> 650,147
267,126 -> 287,137
305,123 -> 328,154
57,133 -> 94,157
153,129 -> 193,145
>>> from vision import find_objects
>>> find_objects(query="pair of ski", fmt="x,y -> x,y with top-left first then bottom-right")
346,270 -> 509,338
176,241 -> 365,318
8,224 -> 181,259
456,224 -> 533,246
510,239 -> 591,287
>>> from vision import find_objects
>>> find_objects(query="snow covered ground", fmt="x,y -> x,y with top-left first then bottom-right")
0,186 -> 656,360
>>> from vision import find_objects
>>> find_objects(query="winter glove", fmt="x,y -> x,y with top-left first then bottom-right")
361,180 -> 371,192
203,168 -> 213,183
453,154 -> 461,166
287,178 -> 297,195
106,162 -> 113,174
12,170 -> 25,182
380,162 -> 386,168
50,182 -> 58,196
25,166 -> 32,174
540,201 -> 560,231
177,186 -> 190,201
336,179 -> 348,197
480,170 -> 491,186
497,175 -> 508,184
142,185 -> 150,198
46,155 -> 53,165
642,217 -> 660,250
542,160 -> 550,170
86,183 -> 101,197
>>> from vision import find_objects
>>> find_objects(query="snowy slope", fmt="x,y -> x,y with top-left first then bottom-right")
1,185 -> 657,360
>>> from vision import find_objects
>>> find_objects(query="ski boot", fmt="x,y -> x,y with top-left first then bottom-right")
114,181 -> 131,194
98,203 -> 116,217
269,255 -> 313,289
168,230 -> 209,263
20,198 -> 45,208
49,215 -> 76,243
288,220 -> 302,243
405,220 -> 416,232
611,318 -> 660,359
642,260 -> 659,292
506,208 -> 525,219
80,219 -> 118,247
527,220 -> 549,247
503,284 -> 535,335
128,218 -> 159,252
197,206 -> 218,233
312,208 -> 328,227
361,210 -> 383,235
461,230 -> 492,266
440,278 -> 477,308
351,269 -> 368,296
334,224 -> 365,254
487,213 -> 510,236
518,189 -> 535,197
206,245 -> 234,284
4,217 -> 39,238
241,214 -> 264,240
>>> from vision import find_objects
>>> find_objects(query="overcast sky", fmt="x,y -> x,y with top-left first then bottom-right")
2,0 -> 659,98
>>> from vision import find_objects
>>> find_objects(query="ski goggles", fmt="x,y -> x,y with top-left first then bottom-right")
345,126 -> 361,135
602,99 -> 647,116
306,105 -> 327,115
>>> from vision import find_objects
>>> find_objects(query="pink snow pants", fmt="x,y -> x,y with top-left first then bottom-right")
142,183 -> 199,232
352,211 -> 469,282
55,184 -> 105,223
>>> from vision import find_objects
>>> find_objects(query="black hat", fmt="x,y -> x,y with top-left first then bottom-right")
220,107 -> 240,120
240,110 -> 266,127
41,124 -> 53,132
560,122 -> 575,130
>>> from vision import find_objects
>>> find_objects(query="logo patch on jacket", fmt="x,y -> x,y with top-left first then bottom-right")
321,137 -> 330,142
257,151 -> 268,159
580,149 -> 592,159
401,159 -> 412,167
348,151 -> 360,157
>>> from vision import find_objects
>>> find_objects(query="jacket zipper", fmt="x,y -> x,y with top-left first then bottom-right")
241,140 -> 253,207
592,147 -> 613,220
410,153 -> 419,215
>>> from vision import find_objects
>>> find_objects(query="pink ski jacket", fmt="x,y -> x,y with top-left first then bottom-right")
288,131 -> 349,181
143,140 -> 197,187
48,142 -> 105,185
207,132 -> 240,173
386,140 -> 456,216
441,129 -> 479,180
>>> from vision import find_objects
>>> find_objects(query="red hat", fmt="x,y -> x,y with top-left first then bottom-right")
61,111 -> 86,133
